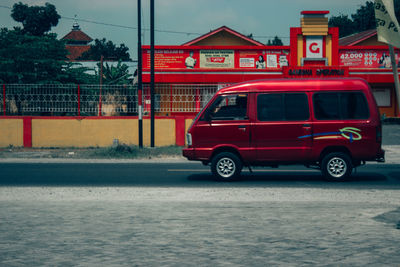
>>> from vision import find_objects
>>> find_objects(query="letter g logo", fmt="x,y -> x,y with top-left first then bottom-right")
309,42 -> 320,53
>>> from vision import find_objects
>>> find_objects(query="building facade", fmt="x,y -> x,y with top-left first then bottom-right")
141,11 -> 400,117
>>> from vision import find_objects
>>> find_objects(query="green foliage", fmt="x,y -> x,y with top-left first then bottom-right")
63,63 -> 98,84
0,28 -> 67,83
0,28 -> 98,84
11,2 -> 60,36
266,36 -> 283,46
329,0 -> 400,38
351,1 -> 376,33
328,15 -> 354,38
79,38 -> 131,61
98,61 -> 131,85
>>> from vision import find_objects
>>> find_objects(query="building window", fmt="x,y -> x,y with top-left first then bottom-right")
372,88 -> 391,107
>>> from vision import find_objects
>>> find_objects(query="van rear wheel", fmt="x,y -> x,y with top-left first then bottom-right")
321,152 -> 352,181
211,152 -> 242,181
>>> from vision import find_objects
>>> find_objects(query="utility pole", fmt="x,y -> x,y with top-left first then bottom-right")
150,0 -> 155,147
99,55 -> 104,117
389,45 -> 400,116
137,0 -> 143,148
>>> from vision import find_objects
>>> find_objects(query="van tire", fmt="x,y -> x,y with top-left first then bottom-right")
211,152 -> 242,181
321,152 -> 352,181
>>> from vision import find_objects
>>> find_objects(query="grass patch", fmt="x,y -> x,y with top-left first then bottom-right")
89,144 -> 183,159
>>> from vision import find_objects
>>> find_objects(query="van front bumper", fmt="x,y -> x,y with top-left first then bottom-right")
182,148 -> 195,160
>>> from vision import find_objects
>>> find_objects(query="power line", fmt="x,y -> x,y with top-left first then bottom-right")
0,5 -> 290,39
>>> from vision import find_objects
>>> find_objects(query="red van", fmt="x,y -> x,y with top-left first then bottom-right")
183,78 -> 385,181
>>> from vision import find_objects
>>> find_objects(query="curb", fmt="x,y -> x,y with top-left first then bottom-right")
0,146 -> 399,164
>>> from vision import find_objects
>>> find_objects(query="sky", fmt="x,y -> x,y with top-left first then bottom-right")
0,0 -> 369,59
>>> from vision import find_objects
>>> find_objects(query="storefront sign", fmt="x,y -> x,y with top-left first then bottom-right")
339,50 -> 399,68
238,50 -> 289,69
143,49 -> 200,69
283,67 -> 349,77
200,50 -> 234,68
306,36 -> 323,58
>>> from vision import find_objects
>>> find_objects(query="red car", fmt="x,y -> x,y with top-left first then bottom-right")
183,78 -> 385,181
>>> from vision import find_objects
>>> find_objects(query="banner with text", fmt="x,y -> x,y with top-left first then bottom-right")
339,49 -> 399,68
375,0 -> 400,48
199,50 -> 235,68
238,50 -> 289,69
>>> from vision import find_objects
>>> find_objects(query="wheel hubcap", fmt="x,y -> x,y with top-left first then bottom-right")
327,157 -> 347,178
216,157 -> 236,178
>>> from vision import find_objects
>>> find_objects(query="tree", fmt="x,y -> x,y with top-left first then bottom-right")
0,28 -> 98,84
328,15 -> 355,38
11,2 -> 60,36
266,36 -> 283,46
79,38 -> 131,61
351,1 -> 376,33
63,63 -> 98,84
0,28 -> 67,83
98,61 -> 131,85
329,0 -> 400,37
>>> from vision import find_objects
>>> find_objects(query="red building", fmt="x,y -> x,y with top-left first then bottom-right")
142,11 -> 400,117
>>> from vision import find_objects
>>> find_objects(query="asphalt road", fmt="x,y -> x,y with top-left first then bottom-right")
0,162 -> 399,188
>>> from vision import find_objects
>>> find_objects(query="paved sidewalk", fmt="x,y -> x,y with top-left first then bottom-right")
1,187 -> 399,266
0,145 -> 399,164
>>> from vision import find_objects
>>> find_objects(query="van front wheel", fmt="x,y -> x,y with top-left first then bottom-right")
211,152 -> 242,181
321,152 -> 352,181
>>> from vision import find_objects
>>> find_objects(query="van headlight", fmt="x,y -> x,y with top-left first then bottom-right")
186,133 -> 192,146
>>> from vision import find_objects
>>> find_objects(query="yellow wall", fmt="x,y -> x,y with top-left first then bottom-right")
0,119 -> 23,147
32,118 -> 175,147
297,35 -> 303,66
143,119 -> 175,147
326,35 -> 332,66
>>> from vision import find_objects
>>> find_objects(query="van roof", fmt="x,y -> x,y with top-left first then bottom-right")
218,78 -> 370,94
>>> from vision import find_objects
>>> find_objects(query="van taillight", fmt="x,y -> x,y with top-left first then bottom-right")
376,125 -> 382,143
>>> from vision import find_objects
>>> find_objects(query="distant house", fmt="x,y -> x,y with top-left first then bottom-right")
339,29 -> 385,46
60,22 -> 137,75
182,25 -> 265,46
61,22 -> 93,60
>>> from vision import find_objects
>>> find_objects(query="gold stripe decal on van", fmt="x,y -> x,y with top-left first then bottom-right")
298,127 -> 362,143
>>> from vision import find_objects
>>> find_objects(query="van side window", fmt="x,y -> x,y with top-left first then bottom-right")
313,93 -> 340,120
257,93 -> 309,121
340,92 -> 369,119
313,92 -> 369,120
205,94 -> 248,120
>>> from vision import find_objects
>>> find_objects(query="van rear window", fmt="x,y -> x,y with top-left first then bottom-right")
313,92 -> 369,120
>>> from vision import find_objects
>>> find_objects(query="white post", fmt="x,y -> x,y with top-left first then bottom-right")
388,45 -> 400,116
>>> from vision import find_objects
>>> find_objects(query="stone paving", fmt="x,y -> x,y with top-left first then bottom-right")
0,187 -> 399,266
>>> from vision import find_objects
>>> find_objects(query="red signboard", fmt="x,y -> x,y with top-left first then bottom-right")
142,47 -> 289,69
283,66 -> 349,77
238,50 -> 289,69
339,49 -> 399,68
143,49 -> 200,69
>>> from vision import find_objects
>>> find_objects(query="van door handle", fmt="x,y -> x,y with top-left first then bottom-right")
303,124 -> 311,130
238,125 -> 247,131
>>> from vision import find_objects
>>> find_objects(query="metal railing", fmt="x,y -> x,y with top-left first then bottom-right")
1,83 -> 223,116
